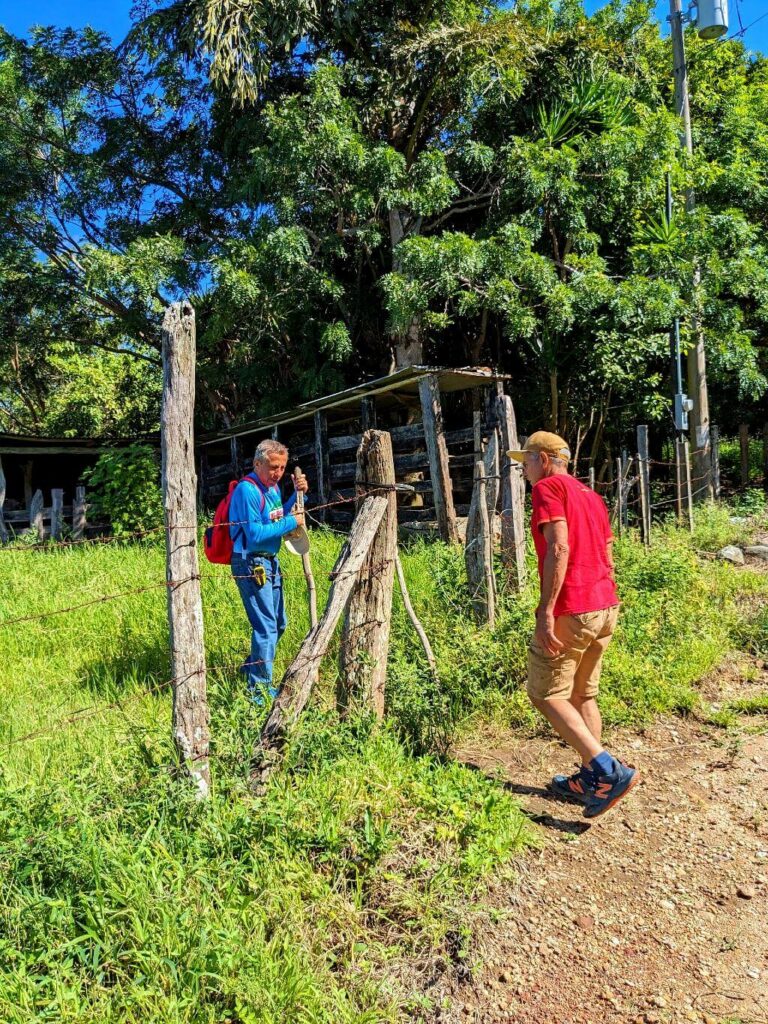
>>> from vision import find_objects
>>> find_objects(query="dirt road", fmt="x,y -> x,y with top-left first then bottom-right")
445,659 -> 768,1024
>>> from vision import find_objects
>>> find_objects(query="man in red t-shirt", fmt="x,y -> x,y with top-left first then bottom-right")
507,431 -> 639,818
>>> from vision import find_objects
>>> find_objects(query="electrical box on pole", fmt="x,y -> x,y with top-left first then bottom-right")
694,0 -> 729,38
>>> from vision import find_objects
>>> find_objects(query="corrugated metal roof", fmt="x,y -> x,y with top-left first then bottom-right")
199,366 -> 508,447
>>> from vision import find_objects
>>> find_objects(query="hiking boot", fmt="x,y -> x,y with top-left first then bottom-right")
583,760 -> 640,818
249,684 -> 280,708
548,767 -> 595,804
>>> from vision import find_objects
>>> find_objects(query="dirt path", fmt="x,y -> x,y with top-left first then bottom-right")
441,658 -> 768,1024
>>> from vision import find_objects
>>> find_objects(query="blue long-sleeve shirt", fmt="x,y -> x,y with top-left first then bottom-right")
229,473 -> 298,557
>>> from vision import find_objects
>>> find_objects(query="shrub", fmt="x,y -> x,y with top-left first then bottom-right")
82,443 -> 164,536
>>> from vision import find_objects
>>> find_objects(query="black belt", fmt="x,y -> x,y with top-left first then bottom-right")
250,551 -> 278,560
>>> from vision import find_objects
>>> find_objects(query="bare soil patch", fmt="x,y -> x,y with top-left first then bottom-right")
430,660 -> 768,1024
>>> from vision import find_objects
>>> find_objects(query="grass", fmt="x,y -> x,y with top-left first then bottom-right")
0,534 -> 533,1024
1,497 -> 767,1022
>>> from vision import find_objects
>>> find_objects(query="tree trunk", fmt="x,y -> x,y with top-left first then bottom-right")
549,370 -> 558,431
161,302 -> 210,799
338,430 -> 397,719
389,207 -> 424,367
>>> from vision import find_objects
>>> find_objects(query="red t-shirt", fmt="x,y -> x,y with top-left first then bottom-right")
531,474 -> 618,617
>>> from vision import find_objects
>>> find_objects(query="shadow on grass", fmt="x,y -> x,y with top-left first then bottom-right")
77,628 -> 171,699
460,759 -> 591,836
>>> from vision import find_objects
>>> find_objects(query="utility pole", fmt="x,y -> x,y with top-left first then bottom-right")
669,0 -> 713,500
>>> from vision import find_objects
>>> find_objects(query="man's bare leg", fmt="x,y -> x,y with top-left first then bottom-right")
531,696 -> 603,766
570,693 -> 601,747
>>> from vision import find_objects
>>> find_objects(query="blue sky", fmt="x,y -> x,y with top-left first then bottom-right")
0,0 -> 766,53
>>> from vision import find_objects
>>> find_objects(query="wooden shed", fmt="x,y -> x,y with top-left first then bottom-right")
197,366 -> 513,541
0,433 -> 151,541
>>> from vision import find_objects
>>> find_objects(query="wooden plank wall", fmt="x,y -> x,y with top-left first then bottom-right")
201,410 -> 495,525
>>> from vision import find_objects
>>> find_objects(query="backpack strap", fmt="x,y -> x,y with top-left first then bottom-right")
241,475 -> 266,513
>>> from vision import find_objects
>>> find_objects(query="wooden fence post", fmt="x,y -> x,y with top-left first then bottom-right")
338,430 -> 397,719
465,460 -> 496,626
161,302 -> 210,800
251,491 -> 389,793
314,410 -> 330,523
496,394 -> 527,592
418,373 -> 459,544
361,396 -> 377,432
588,467 -> 595,492
30,489 -> 44,541
621,449 -> 630,532
51,489 -> 64,541
614,458 -> 623,536
23,461 -> 33,512
230,435 -> 242,478
0,455 -> 8,544
72,486 -> 87,541
637,425 -> 651,546
293,467 -> 317,629
710,425 -> 721,500
762,423 -> 768,492
684,439 -> 694,532
739,423 -> 750,487
675,439 -> 685,521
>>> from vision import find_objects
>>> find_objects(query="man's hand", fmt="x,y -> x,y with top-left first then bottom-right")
534,608 -> 564,657
293,469 -> 309,495
292,511 -> 305,529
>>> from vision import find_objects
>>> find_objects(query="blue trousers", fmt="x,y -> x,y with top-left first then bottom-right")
231,553 -> 287,695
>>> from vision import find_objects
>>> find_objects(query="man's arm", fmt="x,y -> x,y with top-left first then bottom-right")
606,539 -> 615,582
535,519 -> 569,656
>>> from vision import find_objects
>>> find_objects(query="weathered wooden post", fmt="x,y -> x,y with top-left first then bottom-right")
294,466 -> 317,629
675,439 -> 685,522
361,396 -> 377,432
72,486 -> 87,541
418,373 -> 459,544
251,491 -> 389,793
637,425 -> 651,546
739,423 -> 750,487
496,393 -> 527,591
762,423 -> 768,492
0,455 -> 8,544
684,438 -> 694,532
711,425 -> 721,500
465,460 -> 496,626
161,302 -> 210,799
621,449 -> 631,532
338,430 -> 397,719
50,489 -> 64,541
23,461 -> 33,512
588,467 -> 595,492
314,410 -> 330,524
230,436 -> 242,479
30,489 -> 44,541
614,458 -> 623,536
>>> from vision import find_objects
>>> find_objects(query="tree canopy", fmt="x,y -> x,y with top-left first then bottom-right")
0,0 -> 765,451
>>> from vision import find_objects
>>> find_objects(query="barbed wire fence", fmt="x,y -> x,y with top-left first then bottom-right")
4,301 -> 766,799
3,307 -> 435,804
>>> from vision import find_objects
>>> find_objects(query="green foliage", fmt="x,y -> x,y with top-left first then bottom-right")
82,444 -> 164,535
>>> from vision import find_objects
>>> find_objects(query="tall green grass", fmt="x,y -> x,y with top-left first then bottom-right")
0,535 -> 533,1023
1,501 -> 766,1022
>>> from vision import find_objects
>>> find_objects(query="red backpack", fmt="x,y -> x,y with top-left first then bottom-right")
203,476 -> 265,564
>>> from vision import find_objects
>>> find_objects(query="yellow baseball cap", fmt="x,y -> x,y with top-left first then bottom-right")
507,430 -> 571,464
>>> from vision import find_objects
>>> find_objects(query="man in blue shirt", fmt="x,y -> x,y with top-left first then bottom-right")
229,439 -> 308,703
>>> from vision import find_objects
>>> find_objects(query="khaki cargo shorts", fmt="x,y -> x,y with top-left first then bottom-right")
527,606 -> 619,702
